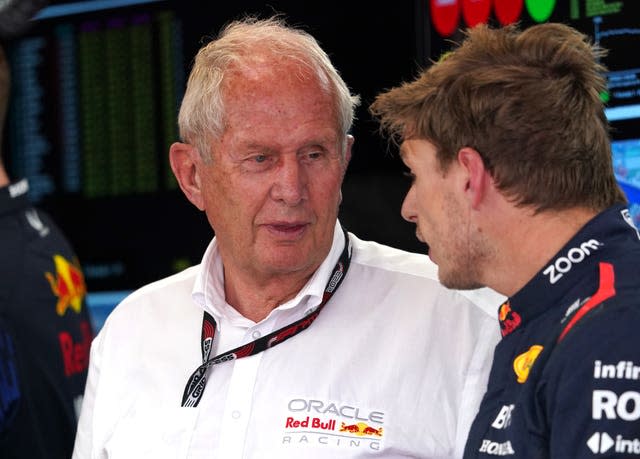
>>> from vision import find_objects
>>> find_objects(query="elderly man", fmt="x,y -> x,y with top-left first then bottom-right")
73,17 -> 503,458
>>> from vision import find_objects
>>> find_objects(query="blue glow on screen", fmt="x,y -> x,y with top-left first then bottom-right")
612,138 -> 640,226
34,0 -> 163,19
605,104 -> 640,122
86,290 -> 133,332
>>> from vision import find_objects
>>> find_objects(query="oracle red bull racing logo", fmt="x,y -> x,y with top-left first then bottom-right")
45,254 -> 87,316
282,398 -> 385,451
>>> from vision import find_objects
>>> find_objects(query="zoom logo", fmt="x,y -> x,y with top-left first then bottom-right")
543,239 -> 602,284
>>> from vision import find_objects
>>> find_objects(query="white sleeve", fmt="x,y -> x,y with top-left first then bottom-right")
453,309 -> 500,458
72,325 -> 105,459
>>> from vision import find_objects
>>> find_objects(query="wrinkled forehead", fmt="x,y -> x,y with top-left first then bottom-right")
227,48 -> 328,87
223,62 -> 339,130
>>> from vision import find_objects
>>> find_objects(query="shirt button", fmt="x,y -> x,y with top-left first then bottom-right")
251,330 -> 261,339
232,410 -> 241,419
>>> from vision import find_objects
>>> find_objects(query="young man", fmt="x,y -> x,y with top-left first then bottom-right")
371,22 -> 640,458
73,16 -> 503,459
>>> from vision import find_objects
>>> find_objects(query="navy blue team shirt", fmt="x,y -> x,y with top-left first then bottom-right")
0,180 -> 93,459
464,204 -> 640,458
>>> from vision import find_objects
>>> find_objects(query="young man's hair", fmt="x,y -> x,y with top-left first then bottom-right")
371,22 -> 626,212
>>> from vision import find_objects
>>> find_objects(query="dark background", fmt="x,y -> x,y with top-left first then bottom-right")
3,0 -> 638,294
4,0 -> 428,293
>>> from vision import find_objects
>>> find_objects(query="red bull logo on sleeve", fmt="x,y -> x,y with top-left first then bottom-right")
45,254 -> 87,316
499,301 -> 522,337
58,320 -> 92,377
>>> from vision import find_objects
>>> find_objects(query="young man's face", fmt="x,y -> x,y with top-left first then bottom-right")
400,139 -> 485,290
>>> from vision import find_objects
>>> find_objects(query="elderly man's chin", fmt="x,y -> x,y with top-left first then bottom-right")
258,247 -> 321,275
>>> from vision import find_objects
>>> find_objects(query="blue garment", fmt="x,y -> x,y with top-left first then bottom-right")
0,180 -> 93,459
464,205 -> 640,458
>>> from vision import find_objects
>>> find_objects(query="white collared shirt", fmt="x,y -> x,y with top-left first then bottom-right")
73,222 -> 504,459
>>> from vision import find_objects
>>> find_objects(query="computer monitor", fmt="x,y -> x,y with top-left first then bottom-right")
612,138 -> 640,226
4,0 -> 207,328
421,0 -> 640,224
4,2 -> 212,262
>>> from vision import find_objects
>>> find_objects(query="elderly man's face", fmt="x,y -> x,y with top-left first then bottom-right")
195,60 -> 351,283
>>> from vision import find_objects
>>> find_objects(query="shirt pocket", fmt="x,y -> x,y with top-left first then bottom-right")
103,407 -> 199,458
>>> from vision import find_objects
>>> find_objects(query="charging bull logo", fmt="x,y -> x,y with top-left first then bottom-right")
45,255 -> 87,316
339,422 -> 384,437
499,301 -> 522,337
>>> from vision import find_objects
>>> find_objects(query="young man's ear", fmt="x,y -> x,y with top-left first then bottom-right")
169,142 -> 205,211
457,147 -> 491,210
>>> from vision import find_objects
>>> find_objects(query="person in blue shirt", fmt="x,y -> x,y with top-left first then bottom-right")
0,43 -> 93,459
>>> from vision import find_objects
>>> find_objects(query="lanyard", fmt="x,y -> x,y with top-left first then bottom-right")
181,228 -> 352,407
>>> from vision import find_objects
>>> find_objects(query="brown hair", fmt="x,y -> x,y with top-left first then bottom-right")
370,22 -> 626,212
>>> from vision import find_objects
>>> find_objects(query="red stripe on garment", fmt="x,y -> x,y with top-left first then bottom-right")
557,262 -> 616,343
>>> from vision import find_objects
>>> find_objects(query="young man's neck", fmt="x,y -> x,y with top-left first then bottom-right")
483,206 -> 598,297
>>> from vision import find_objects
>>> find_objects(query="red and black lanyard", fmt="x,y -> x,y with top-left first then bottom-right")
181,228 -> 352,407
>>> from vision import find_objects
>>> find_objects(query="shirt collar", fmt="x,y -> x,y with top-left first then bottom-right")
0,179 -> 30,216
192,220 -> 346,326
499,204 -> 635,336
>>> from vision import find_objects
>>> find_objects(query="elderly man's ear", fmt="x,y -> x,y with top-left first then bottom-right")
169,142 -> 205,211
